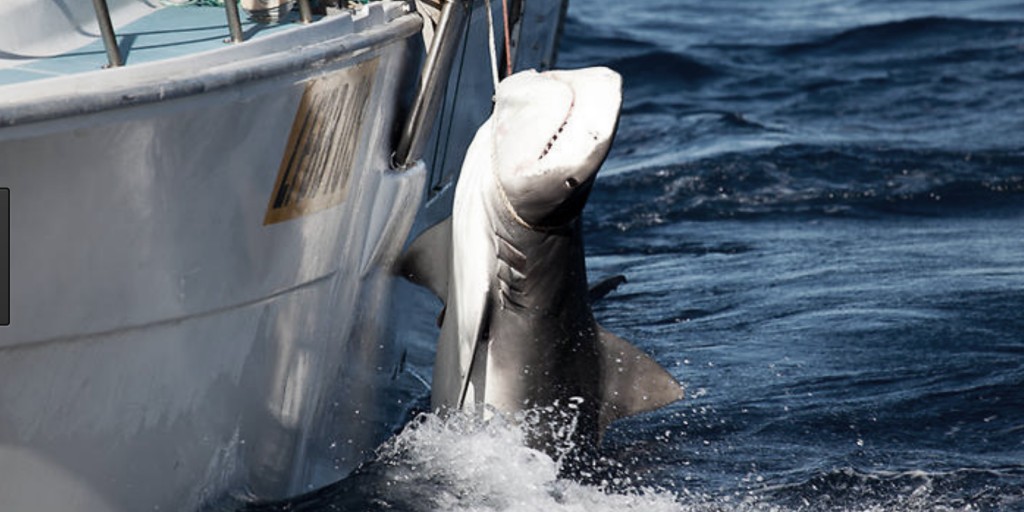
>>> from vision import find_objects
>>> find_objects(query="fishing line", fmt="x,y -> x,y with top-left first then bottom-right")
484,0 -> 500,92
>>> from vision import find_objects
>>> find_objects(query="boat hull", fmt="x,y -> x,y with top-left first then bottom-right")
1,5 -> 425,510
0,1 -> 568,510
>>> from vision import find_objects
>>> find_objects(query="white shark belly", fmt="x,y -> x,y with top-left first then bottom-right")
443,119 -> 498,410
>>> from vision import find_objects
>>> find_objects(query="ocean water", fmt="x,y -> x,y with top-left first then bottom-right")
254,1 -> 1024,510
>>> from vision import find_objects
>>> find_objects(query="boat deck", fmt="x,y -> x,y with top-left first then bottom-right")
0,6 -> 311,87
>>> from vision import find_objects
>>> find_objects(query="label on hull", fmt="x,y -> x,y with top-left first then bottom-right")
264,57 -> 379,224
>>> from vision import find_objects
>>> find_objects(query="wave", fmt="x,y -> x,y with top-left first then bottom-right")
692,17 -> 1024,57
561,16 -> 724,90
604,51 -> 721,90
779,17 -> 1021,55
559,16 -> 660,68
759,466 -> 1024,511
588,145 -> 1024,228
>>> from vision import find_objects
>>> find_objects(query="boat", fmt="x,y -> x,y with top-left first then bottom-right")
0,0 -> 568,509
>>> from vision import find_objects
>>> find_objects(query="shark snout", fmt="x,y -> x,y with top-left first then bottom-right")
492,67 -> 623,227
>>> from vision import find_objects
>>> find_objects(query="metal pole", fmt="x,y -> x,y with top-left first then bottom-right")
224,0 -> 244,43
297,0 -> 313,24
91,0 -> 122,67
393,0 -> 470,168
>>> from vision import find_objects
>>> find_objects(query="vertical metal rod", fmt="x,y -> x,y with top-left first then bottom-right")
297,0 -> 313,24
91,0 -> 122,67
394,0 -> 470,168
224,0 -> 245,43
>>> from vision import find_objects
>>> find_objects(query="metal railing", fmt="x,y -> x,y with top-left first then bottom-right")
393,0 -> 470,169
89,0 -> 315,67
90,0 -> 123,67
87,0 -> 468,174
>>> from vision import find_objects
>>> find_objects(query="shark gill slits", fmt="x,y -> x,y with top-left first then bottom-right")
500,286 -> 527,310
509,265 -> 526,282
495,233 -> 527,269
497,264 -> 525,292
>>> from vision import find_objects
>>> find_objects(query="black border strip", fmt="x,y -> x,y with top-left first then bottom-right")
1,187 -> 8,326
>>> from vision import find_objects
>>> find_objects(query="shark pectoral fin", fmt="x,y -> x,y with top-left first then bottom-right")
397,217 -> 452,301
457,294 -> 493,409
587,274 -> 627,304
597,326 -> 684,434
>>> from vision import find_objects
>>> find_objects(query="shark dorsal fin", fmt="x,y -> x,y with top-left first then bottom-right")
587,274 -> 627,304
597,326 -> 684,434
397,217 -> 451,302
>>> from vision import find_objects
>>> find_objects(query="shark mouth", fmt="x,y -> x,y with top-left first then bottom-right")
537,94 -> 574,162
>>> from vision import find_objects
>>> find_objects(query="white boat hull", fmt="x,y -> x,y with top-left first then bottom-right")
0,0 -> 568,509
1,10 -> 424,511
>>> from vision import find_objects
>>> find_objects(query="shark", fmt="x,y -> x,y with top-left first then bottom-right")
399,67 -> 683,450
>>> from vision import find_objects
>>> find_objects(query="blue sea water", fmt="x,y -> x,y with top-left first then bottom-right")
255,1 -> 1024,510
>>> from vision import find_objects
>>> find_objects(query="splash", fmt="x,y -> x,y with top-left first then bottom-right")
326,408 -> 1010,512
244,406 -> 1018,512
368,409 -> 683,512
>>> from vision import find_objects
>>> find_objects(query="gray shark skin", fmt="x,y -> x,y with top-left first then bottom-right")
399,67 -> 683,451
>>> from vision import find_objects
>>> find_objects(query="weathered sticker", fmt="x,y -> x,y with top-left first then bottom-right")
264,57 -> 379,224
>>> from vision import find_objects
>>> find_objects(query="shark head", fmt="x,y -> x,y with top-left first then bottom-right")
491,67 -> 622,228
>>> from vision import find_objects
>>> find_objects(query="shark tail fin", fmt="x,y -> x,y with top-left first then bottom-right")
397,217 -> 451,301
597,326 -> 684,435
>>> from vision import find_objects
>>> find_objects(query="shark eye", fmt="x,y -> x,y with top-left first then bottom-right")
565,177 -> 578,188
